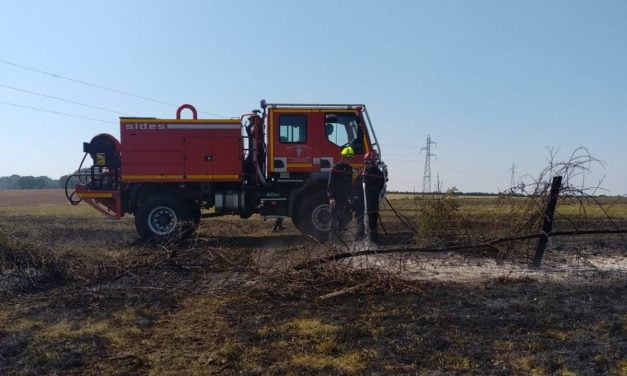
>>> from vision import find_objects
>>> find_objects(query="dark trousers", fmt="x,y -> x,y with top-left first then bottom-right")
354,197 -> 379,239
330,198 -> 350,237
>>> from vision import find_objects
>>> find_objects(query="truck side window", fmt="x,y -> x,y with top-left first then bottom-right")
325,113 -> 363,153
279,115 -> 307,144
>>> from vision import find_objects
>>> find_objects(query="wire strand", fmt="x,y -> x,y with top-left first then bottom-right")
0,83 -> 132,116
0,101 -> 117,124
0,58 -> 227,118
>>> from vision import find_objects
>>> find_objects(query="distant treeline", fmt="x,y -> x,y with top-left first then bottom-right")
0,174 -> 77,189
387,190 -> 507,196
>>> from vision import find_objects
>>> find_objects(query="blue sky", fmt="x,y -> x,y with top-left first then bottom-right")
1,0 -> 625,193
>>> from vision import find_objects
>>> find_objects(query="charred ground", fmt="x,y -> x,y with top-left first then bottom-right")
0,190 -> 625,375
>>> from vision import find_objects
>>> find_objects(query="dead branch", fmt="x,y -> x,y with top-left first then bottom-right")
316,282 -> 371,301
294,229 -> 627,270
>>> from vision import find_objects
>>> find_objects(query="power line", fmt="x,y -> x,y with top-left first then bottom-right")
384,159 -> 420,162
0,83 -> 132,116
0,101 -> 116,124
380,144 -> 419,149
434,159 -> 474,179
383,153 -> 423,157
0,58 -> 227,118
435,148 -> 506,187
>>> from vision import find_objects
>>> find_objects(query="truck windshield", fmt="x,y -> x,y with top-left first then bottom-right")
324,113 -> 364,153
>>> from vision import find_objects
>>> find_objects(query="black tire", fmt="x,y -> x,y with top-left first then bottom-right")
293,194 -> 332,239
134,194 -> 196,242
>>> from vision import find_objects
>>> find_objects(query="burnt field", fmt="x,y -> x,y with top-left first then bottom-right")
0,190 -> 625,375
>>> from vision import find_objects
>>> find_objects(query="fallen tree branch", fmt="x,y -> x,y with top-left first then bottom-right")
548,229 -> 627,237
294,229 -> 627,270
316,282 -> 371,301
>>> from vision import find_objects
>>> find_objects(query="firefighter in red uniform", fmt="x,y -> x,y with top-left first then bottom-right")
328,146 -> 355,239
353,151 -> 385,243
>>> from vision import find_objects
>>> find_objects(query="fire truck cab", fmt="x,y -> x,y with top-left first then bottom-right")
70,100 -> 385,241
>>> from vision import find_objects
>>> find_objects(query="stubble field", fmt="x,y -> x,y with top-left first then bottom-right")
0,189 -> 625,375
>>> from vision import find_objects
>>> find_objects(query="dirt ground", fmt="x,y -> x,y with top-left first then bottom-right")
347,243 -> 627,284
0,189 -> 67,207
0,195 -> 626,375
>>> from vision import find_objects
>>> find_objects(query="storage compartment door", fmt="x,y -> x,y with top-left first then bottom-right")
184,138 -> 212,179
211,136 -> 242,181
184,136 -> 242,181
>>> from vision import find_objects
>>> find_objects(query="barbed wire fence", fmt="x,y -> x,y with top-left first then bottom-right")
242,146 -> 627,293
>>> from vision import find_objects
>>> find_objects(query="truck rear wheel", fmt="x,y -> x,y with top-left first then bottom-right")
294,194 -> 331,239
135,194 -> 197,242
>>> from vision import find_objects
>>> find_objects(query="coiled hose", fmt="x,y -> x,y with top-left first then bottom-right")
64,152 -> 88,205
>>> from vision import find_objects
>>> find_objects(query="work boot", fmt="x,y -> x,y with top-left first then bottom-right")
329,229 -> 340,242
355,229 -> 365,241
272,218 -> 285,232
368,230 -> 379,245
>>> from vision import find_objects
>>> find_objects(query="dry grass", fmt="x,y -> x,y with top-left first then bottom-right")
0,193 -> 626,375
385,192 -> 627,218
0,189 -> 68,207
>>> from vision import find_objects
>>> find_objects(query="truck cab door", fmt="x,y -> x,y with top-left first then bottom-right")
268,110 -> 320,175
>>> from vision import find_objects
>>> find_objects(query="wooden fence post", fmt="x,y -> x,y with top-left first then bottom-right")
532,176 -> 562,267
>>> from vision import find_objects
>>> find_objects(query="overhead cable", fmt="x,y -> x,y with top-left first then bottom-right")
0,101 -> 117,124
434,159 -> 474,178
0,58 -> 227,118
0,83 -> 132,116
381,144 -> 419,149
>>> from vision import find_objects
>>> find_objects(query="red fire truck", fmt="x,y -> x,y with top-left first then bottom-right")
68,100 -> 386,241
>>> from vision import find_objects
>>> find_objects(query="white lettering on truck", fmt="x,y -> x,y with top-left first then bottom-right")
125,123 -> 167,130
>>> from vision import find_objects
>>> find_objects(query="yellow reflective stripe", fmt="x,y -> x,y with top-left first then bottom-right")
186,175 -> 213,180
187,175 -> 240,180
287,163 -> 313,168
78,192 -> 113,198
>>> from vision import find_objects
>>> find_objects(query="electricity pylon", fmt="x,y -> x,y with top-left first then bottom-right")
421,135 -> 437,193
510,163 -> 517,190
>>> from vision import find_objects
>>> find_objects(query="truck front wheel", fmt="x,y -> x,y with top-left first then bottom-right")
293,194 -> 331,239
135,195 -> 197,242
